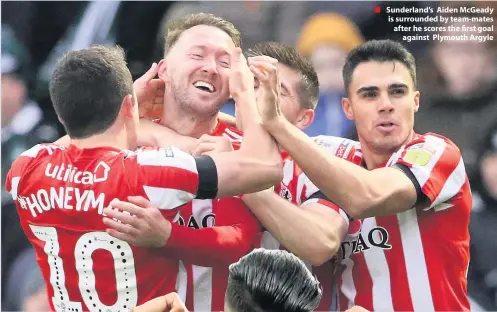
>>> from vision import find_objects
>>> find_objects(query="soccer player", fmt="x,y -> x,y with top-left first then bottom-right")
109,42 -> 362,311
101,14 -> 275,312
5,44 -> 281,311
257,39 -> 472,311
225,249 -> 322,312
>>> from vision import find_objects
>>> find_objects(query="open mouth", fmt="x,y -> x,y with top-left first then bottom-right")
193,81 -> 215,93
379,122 -> 394,127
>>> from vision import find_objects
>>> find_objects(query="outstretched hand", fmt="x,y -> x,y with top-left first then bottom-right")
247,55 -> 281,123
134,63 -> 165,120
228,48 -> 255,101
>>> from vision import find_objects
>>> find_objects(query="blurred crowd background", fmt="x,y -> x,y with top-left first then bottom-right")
2,1 -> 497,311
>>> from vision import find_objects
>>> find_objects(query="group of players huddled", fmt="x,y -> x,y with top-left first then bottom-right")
6,12 -> 471,312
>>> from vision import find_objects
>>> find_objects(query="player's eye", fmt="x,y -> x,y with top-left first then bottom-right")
190,53 -> 203,59
390,88 -> 405,96
363,91 -> 377,98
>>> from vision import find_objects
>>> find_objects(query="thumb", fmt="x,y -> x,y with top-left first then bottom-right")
127,196 -> 154,208
138,63 -> 158,83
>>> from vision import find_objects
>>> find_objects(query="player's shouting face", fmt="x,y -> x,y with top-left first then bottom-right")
158,25 -> 235,117
341,61 -> 420,154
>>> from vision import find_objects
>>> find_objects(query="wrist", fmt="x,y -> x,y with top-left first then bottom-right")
262,114 -> 286,132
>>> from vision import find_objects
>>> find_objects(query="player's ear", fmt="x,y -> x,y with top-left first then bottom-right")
342,97 -> 355,120
295,108 -> 315,130
157,59 -> 168,83
121,94 -> 134,118
413,90 -> 420,113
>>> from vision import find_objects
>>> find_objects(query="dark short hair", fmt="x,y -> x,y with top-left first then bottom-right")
164,13 -> 241,55
225,249 -> 322,312
49,45 -> 134,139
248,42 -> 320,110
343,39 -> 417,96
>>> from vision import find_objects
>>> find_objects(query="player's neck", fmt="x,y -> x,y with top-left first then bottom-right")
360,130 -> 415,169
70,130 -> 129,151
160,98 -> 218,139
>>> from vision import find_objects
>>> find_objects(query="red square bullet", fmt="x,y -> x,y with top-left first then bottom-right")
374,6 -> 381,13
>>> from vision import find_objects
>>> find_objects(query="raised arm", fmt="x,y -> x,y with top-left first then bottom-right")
242,188 -> 348,266
205,48 -> 283,198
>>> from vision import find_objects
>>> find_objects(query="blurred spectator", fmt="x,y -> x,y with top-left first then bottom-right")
415,19 -> 497,179
3,248 -> 51,311
296,13 -> 364,138
468,124 -> 497,311
1,25 -> 62,297
34,1 -> 171,102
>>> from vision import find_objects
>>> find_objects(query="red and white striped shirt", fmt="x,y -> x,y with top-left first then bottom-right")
170,121 -> 260,312
5,143 -> 215,312
262,137 -> 363,311
314,133 -> 471,311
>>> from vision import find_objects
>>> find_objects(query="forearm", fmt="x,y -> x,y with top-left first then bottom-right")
138,119 -> 197,153
218,112 -> 237,128
235,92 -> 281,167
243,190 -> 342,265
212,94 -> 282,197
264,117 -> 414,218
165,223 -> 256,266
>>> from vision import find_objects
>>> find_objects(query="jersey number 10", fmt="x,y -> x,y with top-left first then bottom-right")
30,225 -> 138,312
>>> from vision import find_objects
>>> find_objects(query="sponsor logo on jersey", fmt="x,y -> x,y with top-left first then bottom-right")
403,148 -> 433,166
338,226 -> 392,261
177,213 -> 216,229
279,186 -> 293,201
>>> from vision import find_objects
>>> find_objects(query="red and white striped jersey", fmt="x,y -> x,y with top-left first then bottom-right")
170,121 -> 260,312
5,143 -> 217,312
261,136 -> 363,311
313,133 -> 471,312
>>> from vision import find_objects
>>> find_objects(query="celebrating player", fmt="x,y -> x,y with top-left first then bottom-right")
102,13 -> 277,311
109,42 -> 362,311
257,39 -> 471,311
5,42 -> 281,311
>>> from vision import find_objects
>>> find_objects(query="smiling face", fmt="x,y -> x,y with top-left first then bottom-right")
159,25 -> 235,117
342,61 -> 419,154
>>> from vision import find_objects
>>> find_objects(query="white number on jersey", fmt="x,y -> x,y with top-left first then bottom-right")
30,225 -> 138,311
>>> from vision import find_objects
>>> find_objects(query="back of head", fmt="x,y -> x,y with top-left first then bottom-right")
225,249 -> 322,312
342,39 -> 417,96
164,12 -> 241,56
247,42 -> 319,110
49,45 -> 133,139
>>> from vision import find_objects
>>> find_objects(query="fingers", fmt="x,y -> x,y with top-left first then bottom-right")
106,228 -> 136,243
103,217 -> 138,236
110,198 -> 146,216
198,134 -> 219,143
248,60 -> 278,85
127,196 -> 154,208
164,292 -> 188,312
193,142 -> 217,156
248,55 -> 278,65
136,63 -> 158,83
103,208 -> 138,227
230,47 -> 244,65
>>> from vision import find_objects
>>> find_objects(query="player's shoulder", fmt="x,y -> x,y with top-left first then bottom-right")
312,135 -> 359,158
401,132 -> 462,162
12,143 -> 66,168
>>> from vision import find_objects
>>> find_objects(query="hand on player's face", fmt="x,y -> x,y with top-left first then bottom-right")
102,196 -> 171,248
132,292 -> 188,312
247,55 -> 282,123
228,48 -> 255,100
134,63 -> 165,120
193,134 -> 234,156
